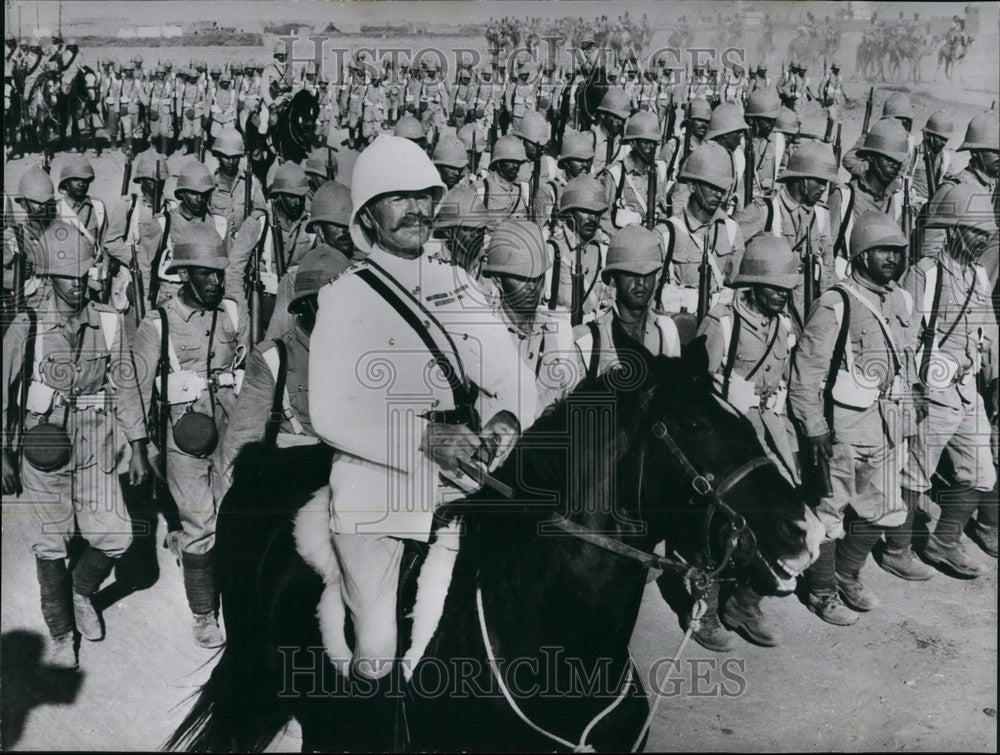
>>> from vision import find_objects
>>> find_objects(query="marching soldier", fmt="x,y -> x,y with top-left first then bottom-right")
227,162 -> 314,328
449,61 -> 476,127
843,93 -> 916,179
817,62 -> 850,144
535,128 -> 595,228
237,60 -> 261,135
657,143 -> 745,317
115,62 -> 144,156
417,57 -> 449,140
341,51 -> 384,150
720,62 -> 749,105
672,104 -> 748,216
590,88 -> 630,174
56,156 -> 109,299
130,224 -> 248,648
743,88 -> 783,197
687,64 -> 713,102
302,148 -> 339,201
829,119 -> 907,279
207,69 -> 237,143
394,113 -> 428,151
147,64 -> 175,155
476,134 -> 531,231
176,67 -> 206,156
778,62 -> 814,113
135,161 -> 229,308
2,225 -> 151,667
911,110 -> 954,213
315,73 -> 337,147
431,138 -> 472,191
694,235 -> 802,650
432,185 -> 491,281
308,136 -> 536,693
544,175 -> 613,319
751,65 -> 771,92
660,98 -> 711,185
886,182 -> 998,578
6,169 -> 62,317
600,111 -> 670,230
504,59 -> 537,136
736,142 -> 837,329
790,212 -> 918,626
208,128 -> 265,234
482,219 -> 579,415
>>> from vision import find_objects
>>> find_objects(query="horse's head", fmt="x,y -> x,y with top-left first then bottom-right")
629,335 -> 823,595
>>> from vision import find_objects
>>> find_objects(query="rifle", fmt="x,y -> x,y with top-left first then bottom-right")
744,135 -> 755,207
696,226 -> 712,324
681,100 -> 692,162
470,127 -> 481,173
833,122 -> 843,165
660,96 -> 676,146
645,157 -> 657,229
270,202 -> 287,279
528,157 -> 540,223
861,86 -> 875,136
570,243 -> 584,327
803,232 -> 819,316
152,161 -> 162,214
248,213 -> 265,344
605,130 -> 614,169
902,175 -> 914,268
922,138 -> 938,200
120,151 -> 134,196
243,164 -> 253,220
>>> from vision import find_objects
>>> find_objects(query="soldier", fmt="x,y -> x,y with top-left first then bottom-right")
743,88 -> 783,197
227,162 -> 313,329
2,224 -> 151,667
790,212 -> 917,626
207,69 -> 237,145
950,111 -> 998,195
56,156 -> 109,299
102,60 -> 125,150
535,128 -> 595,228
259,41 -> 291,132
219,243 -> 346,493
504,59 -> 538,136
449,61 -> 476,127
432,185 -> 491,280
135,161 -> 229,308
342,52 -> 384,151
687,63 -> 713,102
315,73 -> 337,147
772,106 -> 801,174
308,136 -> 536,692
693,235 -> 801,650
147,64 -> 175,155
817,62 -> 850,144
302,147 -> 339,202
394,113 -> 428,151
885,182 -> 998,578
431,138 -> 471,191
720,62 -> 749,105
751,64 -> 771,92
600,111 -> 670,230
417,57 -> 449,141
130,224 -> 248,647
590,88 -> 630,174
544,175 -> 612,319
481,219 -> 579,415
671,104 -> 747,216
843,94 -> 916,179
660,99 -> 711,185
911,111 -> 954,214
208,128 -> 265,234
736,142 -> 837,329
6,169 -> 61,316
656,65 -> 680,127
116,62 -> 144,156
176,67 -> 206,156
657,143 -> 745,317
237,60 -> 261,135
477,134 -> 530,231
829,119 -> 907,279
778,62 -> 814,113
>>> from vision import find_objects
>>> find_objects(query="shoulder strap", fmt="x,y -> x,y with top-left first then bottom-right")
833,184 -> 855,257
824,287 -> 851,430
547,238 -> 561,311
263,339 -> 288,447
220,298 -> 239,332
764,196 -> 776,234
149,211 -> 172,305
98,311 -> 119,352
720,313 -> 740,399
586,319 -> 602,381
655,220 -> 678,305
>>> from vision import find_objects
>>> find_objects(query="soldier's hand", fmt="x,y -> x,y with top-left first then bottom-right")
127,440 -> 152,487
2,449 -> 21,497
421,422 -> 481,474
807,432 -> 833,466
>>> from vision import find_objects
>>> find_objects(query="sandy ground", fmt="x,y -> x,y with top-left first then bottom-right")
2,15 -> 999,752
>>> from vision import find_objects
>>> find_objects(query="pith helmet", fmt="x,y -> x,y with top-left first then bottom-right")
560,175 -> 609,213
602,225 -> 663,282
289,243 -> 353,309
922,110 -> 954,140
269,162 -> 310,197
273,39 -> 288,56
431,138 -> 469,169
882,92 -> 914,121
958,111 -> 1000,152
678,142 -> 733,191
512,111 -> 550,146
434,185 -> 490,229
778,141 -> 839,183
622,111 -> 661,142
482,219 -> 550,279
58,154 -> 95,186
688,99 -> 713,122
394,114 -> 426,140
304,148 -> 337,177
595,88 -> 631,120
174,161 -> 215,195
559,129 -> 596,162
18,167 -> 56,203
745,88 -> 780,119
133,149 -> 168,182
490,134 -> 528,166
166,225 -> 228,272
705,103 -> 749,140
36,221 -> 94,277
349,135 -> 445,253
857,118 -> 909,163
306,181 -> 353,230
924,181 -> 998,235
773,107 -> 799,135
849,210 -> 908,260
729,235 -> 799,289
211,127 -> 245,157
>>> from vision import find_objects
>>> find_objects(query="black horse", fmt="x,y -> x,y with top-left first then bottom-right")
244,89 -> 319,188
166,334 -> 822,753
67,67 -> 103,155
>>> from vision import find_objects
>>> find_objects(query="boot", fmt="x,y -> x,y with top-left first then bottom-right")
721,584 -> 781,647
182,550 -> 224,648
47,632 -> 78,670
36,557 -> 74,638
807,589 -> 859,626
970,489 -> 999,558
924,488 -> 985,577
688,582 -> 737,652
72,546 -> 114,641
192,612 -> 225,649
835,571 -> 880,611
878,491 -> 935,580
